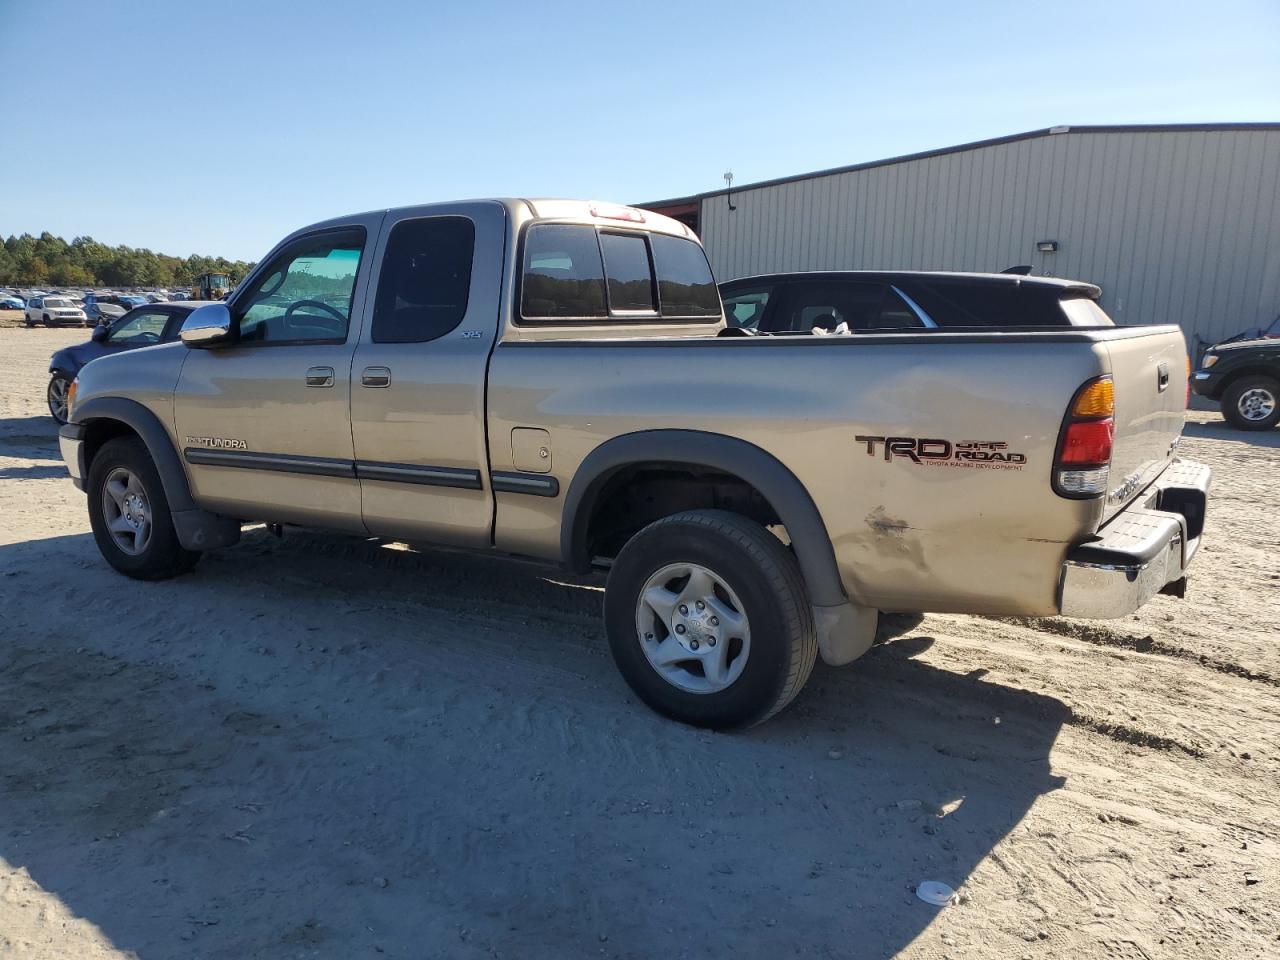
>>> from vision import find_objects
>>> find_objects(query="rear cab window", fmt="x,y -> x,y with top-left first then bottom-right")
519,224 -> 719,323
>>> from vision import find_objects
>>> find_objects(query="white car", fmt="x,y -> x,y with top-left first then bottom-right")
24,296 -> 89,328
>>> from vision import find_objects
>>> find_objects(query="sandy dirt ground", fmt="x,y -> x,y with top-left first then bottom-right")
0,322 -> 1276,960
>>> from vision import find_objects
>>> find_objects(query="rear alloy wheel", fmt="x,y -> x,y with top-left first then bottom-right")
605,509 -> 817,728
47,374 -> 71,424
1221,375 -> 1280,431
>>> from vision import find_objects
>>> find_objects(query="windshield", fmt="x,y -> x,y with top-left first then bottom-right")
46,298 -> 72,308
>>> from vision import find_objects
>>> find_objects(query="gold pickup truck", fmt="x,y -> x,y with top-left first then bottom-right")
59,199 -> 1210,727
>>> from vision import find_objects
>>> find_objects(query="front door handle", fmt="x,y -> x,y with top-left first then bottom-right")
305,366 -> 335,388
361,366 -> 391,388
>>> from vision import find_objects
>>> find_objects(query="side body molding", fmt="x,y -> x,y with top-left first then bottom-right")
74,396 -> 240,551
560,430 -> 878,665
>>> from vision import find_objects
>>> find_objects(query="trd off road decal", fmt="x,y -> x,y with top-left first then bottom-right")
855,436 -> 1027,470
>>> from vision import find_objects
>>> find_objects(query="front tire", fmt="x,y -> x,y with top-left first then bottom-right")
1221,375 -> 1280,431
43,313 -> 54,327
87,437 -> 200,580
604,509 -> 817,728
46,374 -> 71,424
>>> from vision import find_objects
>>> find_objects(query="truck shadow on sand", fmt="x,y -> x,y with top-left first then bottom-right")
0,528 -> 1067,959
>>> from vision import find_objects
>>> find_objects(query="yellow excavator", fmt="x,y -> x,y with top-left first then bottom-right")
191,272 -> 232,300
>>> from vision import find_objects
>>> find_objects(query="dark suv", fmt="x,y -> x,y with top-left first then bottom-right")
1192,333 -> 1280,431
719,271 -> 1115,335
46,302 -> 200,423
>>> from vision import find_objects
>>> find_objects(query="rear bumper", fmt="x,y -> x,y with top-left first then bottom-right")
1059,459 -> 1211,619
59,422 -> 86,491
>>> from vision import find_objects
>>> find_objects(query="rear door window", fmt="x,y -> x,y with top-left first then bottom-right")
372,216 -> 475,343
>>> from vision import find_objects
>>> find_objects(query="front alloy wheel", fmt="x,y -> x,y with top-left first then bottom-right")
1222,375 -> 1280,431
86,436 -> 200,579
101,466 -> 153,556
1237,387 -> 1276,422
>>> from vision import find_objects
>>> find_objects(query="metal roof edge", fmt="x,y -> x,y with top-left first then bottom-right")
636,122 -> 1280,207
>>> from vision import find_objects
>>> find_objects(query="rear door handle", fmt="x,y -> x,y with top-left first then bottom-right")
305,366 -> 335,387
361,366 -> 391,388
1157,362 -> 1170,391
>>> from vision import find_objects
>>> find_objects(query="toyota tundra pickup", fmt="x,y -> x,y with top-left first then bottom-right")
58,199 -> 1211,727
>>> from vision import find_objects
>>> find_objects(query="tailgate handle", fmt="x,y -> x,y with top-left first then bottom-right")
1157,362 -> 1170,392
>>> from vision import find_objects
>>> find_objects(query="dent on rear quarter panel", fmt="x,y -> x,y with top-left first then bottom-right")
488,334 -> 1107,617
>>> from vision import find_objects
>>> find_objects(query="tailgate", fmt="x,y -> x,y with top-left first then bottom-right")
1102,329 -> 1188,521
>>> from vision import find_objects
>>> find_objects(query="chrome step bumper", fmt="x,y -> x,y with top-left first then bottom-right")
1059,459 -> 1211,619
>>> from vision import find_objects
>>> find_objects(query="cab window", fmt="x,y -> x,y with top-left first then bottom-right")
650,234 -> 720,317
519,224 -> 720,323
372,216 -> 475,343
234,228 -> 365,344
599,232 -> 656,313
520,224 -> 607,320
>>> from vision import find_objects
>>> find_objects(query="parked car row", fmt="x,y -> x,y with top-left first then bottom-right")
2,287 -> 194,313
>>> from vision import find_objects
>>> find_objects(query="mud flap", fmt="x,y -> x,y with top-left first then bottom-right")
172,509 -> 241,551
813,602 -> 880,666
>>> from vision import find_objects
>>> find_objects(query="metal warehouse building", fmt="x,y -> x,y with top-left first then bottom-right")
643,123 -> 1280,350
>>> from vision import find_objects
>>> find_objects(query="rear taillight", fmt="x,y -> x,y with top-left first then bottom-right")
1185,355 -> 1191,408
1054,376 -> 1114,498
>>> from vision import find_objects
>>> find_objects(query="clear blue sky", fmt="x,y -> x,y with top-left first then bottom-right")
2,0 -> 1277,262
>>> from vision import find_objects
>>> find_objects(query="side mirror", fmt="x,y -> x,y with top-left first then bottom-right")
91,325 -> 109,343
180,303 -> 234,348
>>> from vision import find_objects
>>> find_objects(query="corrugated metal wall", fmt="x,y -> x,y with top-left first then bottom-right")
698,129 -> 1280,346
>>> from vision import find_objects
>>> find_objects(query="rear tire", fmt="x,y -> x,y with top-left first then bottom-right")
604,509 -> 817,728
86,437 -> 200,580
1221,375 -> 1280,431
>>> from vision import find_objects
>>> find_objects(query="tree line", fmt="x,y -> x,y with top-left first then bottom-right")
0,231 -> 256,289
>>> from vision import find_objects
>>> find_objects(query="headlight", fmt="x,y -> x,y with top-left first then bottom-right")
1201,354 -> 1219,369
66,378 -> 78,420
